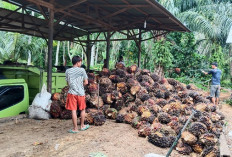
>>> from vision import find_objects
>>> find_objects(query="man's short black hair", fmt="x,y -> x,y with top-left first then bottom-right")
72,56 -> 82,65
211,62 -> 218,67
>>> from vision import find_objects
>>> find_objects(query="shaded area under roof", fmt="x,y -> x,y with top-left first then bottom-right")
3,0 -> 190,36
0,8 -> 88,41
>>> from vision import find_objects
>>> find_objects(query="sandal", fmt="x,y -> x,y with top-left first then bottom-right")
80,124 -> 90,131
68,129 -> 79,133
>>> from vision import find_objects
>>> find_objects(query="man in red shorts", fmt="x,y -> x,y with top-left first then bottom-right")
65,56 -> 89,133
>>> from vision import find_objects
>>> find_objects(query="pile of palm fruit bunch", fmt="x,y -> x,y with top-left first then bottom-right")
50,63 -> 225,156
49,86 -> 72,119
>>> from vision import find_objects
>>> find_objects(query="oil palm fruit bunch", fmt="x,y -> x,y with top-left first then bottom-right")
50,101 -> 62,118
60,86 -> 69,106
148,131 -> 175,148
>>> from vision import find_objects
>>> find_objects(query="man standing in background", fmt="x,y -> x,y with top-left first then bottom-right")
202,62 -> 222,107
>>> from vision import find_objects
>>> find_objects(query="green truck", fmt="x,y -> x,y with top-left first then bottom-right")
0,79 -> 29,118
0,65 -> 66,118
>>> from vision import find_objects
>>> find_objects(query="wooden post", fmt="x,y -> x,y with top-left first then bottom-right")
47,8 -> 54,93
138,29 -> 142,68
106,31 -> 110,69
86,33 -> 91,71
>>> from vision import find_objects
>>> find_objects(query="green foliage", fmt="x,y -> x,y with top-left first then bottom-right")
153,38 -> 173,70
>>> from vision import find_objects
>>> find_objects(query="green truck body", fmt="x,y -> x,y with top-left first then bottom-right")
0,79 -> 29,118
0,65 -> 66,104
0,65 -> 67,118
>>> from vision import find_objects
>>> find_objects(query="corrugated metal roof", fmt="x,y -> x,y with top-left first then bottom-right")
2,0 -> 190,35
0,8 -> 88,41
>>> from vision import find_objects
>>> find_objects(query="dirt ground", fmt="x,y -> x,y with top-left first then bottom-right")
0,91 -> 231,157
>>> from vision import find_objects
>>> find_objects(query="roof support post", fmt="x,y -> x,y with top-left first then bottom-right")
86,33 -> 91,71
106,31 -> 111,69
138,29 -> 142,68
47,8 -> 54,93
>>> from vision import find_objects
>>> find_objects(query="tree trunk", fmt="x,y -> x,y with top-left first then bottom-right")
95,42 -> 99,65
45,46 -> 48,68
63,42 -> 66,66
67,41 -> 71,60
27,36 -> 32,65
55,41 -> 60,66
90,44 -> 95,66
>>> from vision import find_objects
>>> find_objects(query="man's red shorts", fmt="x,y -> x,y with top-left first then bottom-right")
65,93 -> 86,111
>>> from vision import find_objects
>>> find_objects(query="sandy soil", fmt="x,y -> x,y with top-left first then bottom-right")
0,91 -> 231,157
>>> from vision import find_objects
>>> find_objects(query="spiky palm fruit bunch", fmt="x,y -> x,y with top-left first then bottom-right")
181,131 -> 197,145
150,73 -> 160,82
135,98 -> 144,106
87,83 -> 98,94
167,78 -> 179,87
60,86 -> 69,106
87,72 -> 95,83
109,75 -> 117,83
93,112 -> 106,126
123,93 -> 135,103
126,78 -> 139,87
105,108 -> 118,119
137,105 -> 149,115
210,127 -> 221,138
127,64 -> 138,74
179,115 -> 188,124
116,69 -> 126,78
182,96 -> 194,105
60,109 -> 72,119
153,89 -> 165,99
199,133 -> 218,146
124,112 -> 138,124
115,62 -> 125,69
130,85 -> 141,95
99,77 -> 112,87
102,93 -> 113,104
151,122 -> 163,132
155,99 -> 168,107
199,116 -> 214,130
52,93 -> 61,101
99,86 -> 113,95
176,140 -> 193,155
189,91 -> 200,99
138,124 -> 152,137
163,102 -> 182,116
149,104 -> 162,116
116,114 -> 125,123
189,122 -> 207,137
195,103 -> 209,112
178,91 -> 189,99
148,131 -> 175,148
50,101 -> 62,118
88,94 -> 104,108
117,82 -> 128,94
158,112 -> 171,124
85,112 -> 95,124
160,125 -> 176,137
131,116 -> 141,128
192,142 -> 204,154
99,68 -> 110,77
210,112 -> 222,123
141,111 -> 152,121
114,98 -> 125,111
201,146 -> 219,157
110,91 -> 122,101
141,69 -> 151,75
194,96 -> 209,104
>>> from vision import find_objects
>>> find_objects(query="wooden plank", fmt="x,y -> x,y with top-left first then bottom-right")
220,133 -> 231,157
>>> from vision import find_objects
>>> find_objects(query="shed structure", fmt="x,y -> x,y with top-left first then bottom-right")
0,0 -> 190,92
